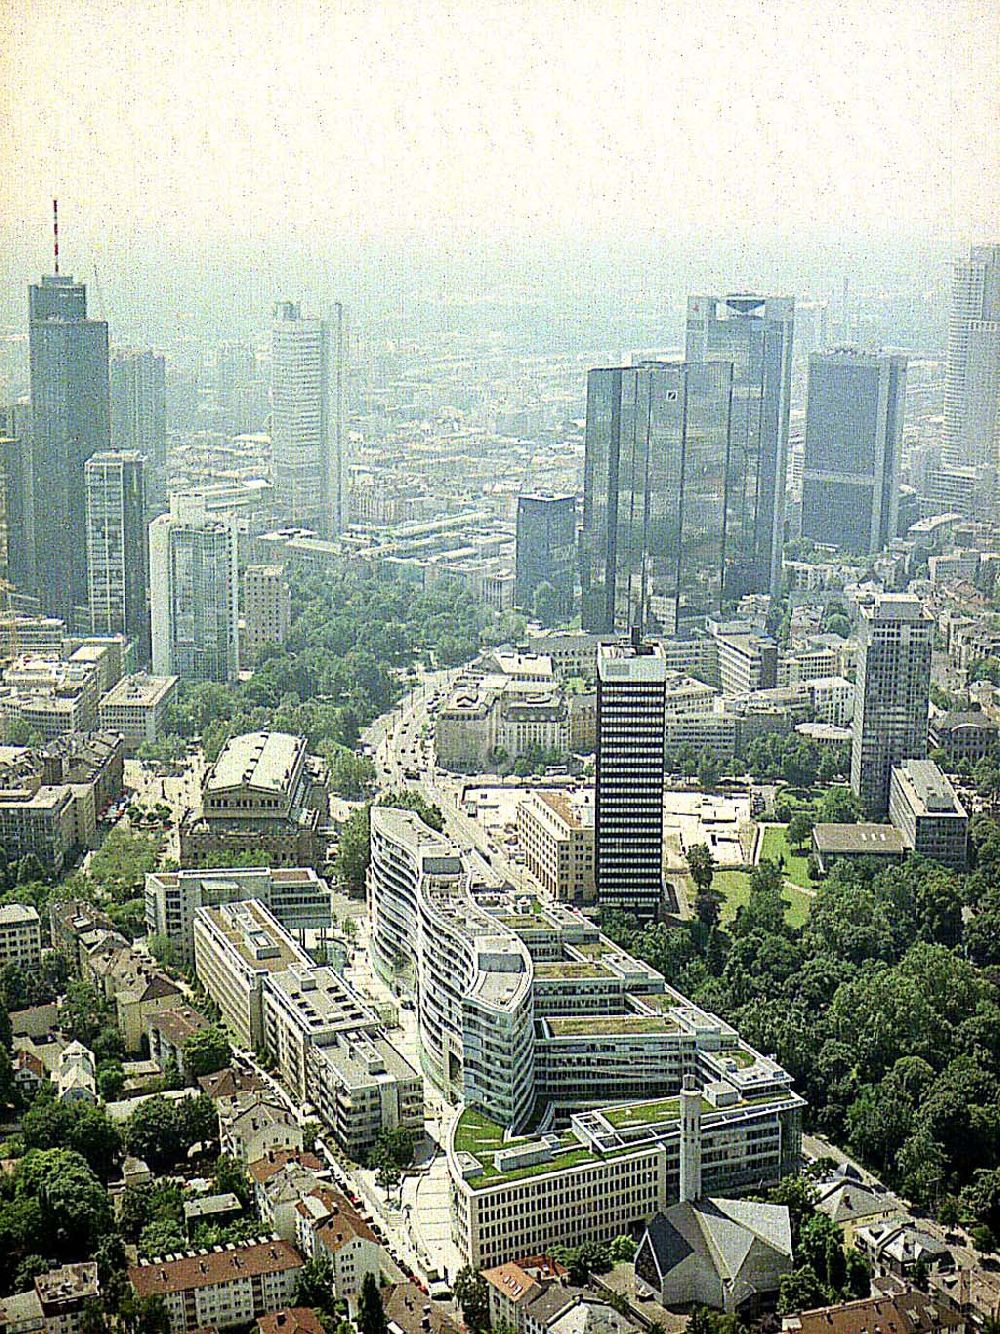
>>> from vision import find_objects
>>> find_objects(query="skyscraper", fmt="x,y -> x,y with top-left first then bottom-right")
270,301 -> 345,535
85,451 -> 150,659
241,564 -> 291,667
800,349 -> 907,555
27,274 -> 110,624
111,350 -> 167,499
685,294 -> 795,596
595,635 -> 667,921
851,594 -> 932,818
0,403 -> 33,598
149,494 -> 239,683
581,360 -> 733,636
515,493 -> 576,621
943,243 -> 1000,469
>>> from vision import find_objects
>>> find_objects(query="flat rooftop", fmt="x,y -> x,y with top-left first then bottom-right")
813,823 -> 907,854
197,899 -> 311,972
892,760 -> 965,817
206,731 -> 303,795
100,674 -> 178,707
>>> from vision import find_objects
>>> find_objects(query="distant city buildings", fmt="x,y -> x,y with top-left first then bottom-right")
685,294 -> 795,597
851,595 -> 932,817
581,361 -> 733,635
85,450 -> 150,659
943,243 -> 1000,470
149,493 -> 239,682
595,637 -> 667,921
27,274 -> 111,625
110,349 -> 167,501
800,350 -> 907,555
515,492 -> 576,621
0,403 -> 34,597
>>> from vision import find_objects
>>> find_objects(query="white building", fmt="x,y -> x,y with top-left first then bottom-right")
85,450 -> 150,659
0,903 -> 42,970
57,1040 -> 96,1103
944,243 -> 1000,469
97,673 -> 178,750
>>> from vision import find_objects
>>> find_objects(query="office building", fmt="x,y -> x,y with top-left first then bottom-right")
98,673 -> 178,751
515,493 -> 576,621
242,564 -> 291,666
149,493 -> 239,682
110,349 -> 167,501
889,759 -> 968,869
0,404 -> 34,597
800,350 -> 907,554
85,451 -> 150,658
271,301 -> 345,535
851,595 -> 932,817
595,638 -> 667,920
0,904 -> 42,970
516,790 -> 595,905
581,360 -> 732,635
943,243 -> 1000,468
27,275 -> 111,625
685,294 -> 795,596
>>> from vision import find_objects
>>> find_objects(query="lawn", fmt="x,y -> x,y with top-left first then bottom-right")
712,868 -> 812,929
761,825 -> 813,888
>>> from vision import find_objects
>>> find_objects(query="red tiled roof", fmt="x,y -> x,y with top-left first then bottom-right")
128,1240 -> 302,1297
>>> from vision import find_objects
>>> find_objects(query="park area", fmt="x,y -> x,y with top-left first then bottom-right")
712,866 -> 813,929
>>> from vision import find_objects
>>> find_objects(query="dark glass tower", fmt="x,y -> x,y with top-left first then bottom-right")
28,274 -> 111,625
515,492 -> 576,621
685,294 -> 794,597
581,360 -> 733,636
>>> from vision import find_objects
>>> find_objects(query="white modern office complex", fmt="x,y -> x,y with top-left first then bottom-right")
943,243 -> 1000,469
368,806 -> 803,1268
149,493 -> 240,683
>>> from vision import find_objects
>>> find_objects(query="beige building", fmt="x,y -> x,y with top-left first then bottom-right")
241,565 -> 291,667
295,1185 -> 385,1304
889,760 -> 968,869
517,792 -> 595,904
97,673 -> 178,751
127,1240 -> 302,1334
0,904 -> 42,970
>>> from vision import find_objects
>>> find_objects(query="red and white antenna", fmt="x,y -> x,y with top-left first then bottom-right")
52,198 -> 59,275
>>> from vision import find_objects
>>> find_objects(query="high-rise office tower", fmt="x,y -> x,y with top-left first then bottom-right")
0,403 -> 34,598
581,361 -> 733,636
241,564 -> 291,667
27,274 -> 111,624
85,451 -> 150,659
851,594 -> 932,817
595,635 -> 667,922
270,301 -> 345,535
515,493 -> 576,622
943,244 -> 1000,469
111,350 -> 167,499
800,349 -> 907,555
149,494 -> 239,683
685,294 -> 795,597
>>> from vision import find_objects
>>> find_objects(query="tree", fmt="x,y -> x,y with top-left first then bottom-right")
686,843 -> 715,894
453,1265 -> 490,1333
124,1097 -> 183,1172
326,747 -> 377,800
15,1148 -> 113,1261
295,1255 -> 335,1312
819,786 -> 863,824
182,1026 -> 232,1081
21,1098 -> 123,1181
787,812 -> 815,851
697,751 -> 721,788
334,807 -> 372,896
358,1271 -> 388,1334
214,1153 -> 251,1207
119,1293 -> 172,1334
375,1158 -> 401,1196
609,1233 -> 637,1262
369,1125 -> 415,1170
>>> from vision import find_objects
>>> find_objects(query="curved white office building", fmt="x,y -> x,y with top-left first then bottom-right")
368,807 -> 535,1130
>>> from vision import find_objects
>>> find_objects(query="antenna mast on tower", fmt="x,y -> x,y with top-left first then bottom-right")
52,198 -> 59,275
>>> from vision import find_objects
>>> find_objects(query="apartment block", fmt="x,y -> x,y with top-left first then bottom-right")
0,904 -> 41,970
517,791 -> 595,904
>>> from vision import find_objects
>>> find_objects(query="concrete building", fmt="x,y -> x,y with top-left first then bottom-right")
0,783 -> 75,875
581,360 -> 733,635
0,1261 -> 100,1334
127,1240 -> 303,1334
685,294 -> 795,597
0,409 -> 35,599
145,864 -> 331,963
517,791 -> 595,905
85,450 -> 150,659
110,349 -> 167,502
0,904 -> 41,970
714,629 -> 779,696
929,709 -> 1000,765
851,595 -> 933,817
811,823 -> 908,875
943,243 -> 1000,469
27,274 -> 110,626
434,664 -> 570,772
889,760 -> 968,869
595,637 -> 667,921
801,350 -> 907,555
149,493 -> 239,683
179,731 -> 328,870
515,493 -> 576,621
98,673 -> 178,751
242,565 -> 291,666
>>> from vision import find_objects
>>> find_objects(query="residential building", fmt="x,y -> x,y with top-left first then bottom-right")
250,1150 -> 327,1240
127,1240 -> 303,1334
27,275 -> 110,625
889,760 -> 968,869
0,783 -> 75,875
0,1262 -> 100,1334
85,450 -> 150,659
149,493 -> 239,683
183,1193 -> 243,1237
851,595 -> 933,816
853,1221 -> 954,1280
685,293 -> 795,596
581,360 -> 733,635
97,673 -> 178,752
595,637 -> 667,921
294,1185 -> 384,1304
146,1004 -> 209,1075
0,904 -> 41,970
929,709 -> 999,765
217,1090 -> 304,1163
179,731 -> 328,871
258,1309 -> 326,1334
811,824 -> 908,875
517,791 -> 595,905
784,1291 -> 961,1334
242,565 -> 291,667
144,865 -> 331,963
801,350 -> 907,555
57,1041 -> 96,1102
110,349 -> 167,501
381,1286 -> 464,1334
515,493 -> 576,621
271,301 -> 345,534
943,243 -> 1000,469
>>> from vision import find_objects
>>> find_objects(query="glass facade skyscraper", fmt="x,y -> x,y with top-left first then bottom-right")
685,294 -> 794,598
581,360 -> 732,636
515,492 -> 576,621
943,243 -> 1000,470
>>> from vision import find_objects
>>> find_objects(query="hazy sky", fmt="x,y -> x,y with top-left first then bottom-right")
3,0 -> 998,257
